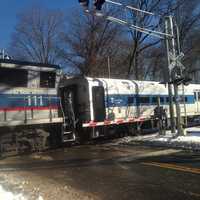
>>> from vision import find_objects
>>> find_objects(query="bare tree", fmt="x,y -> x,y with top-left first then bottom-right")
144,0 -> 200,82
175,0 -> 200,82
116,0 -> 181,79
58,9 -> 125,77
9,7 -> 64,64
62,0 -> 200,79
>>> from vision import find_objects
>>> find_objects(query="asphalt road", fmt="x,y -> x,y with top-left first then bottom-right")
0,142 -> 199,200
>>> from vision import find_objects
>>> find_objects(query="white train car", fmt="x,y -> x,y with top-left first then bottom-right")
60,76 -> 200,139
135,81 -> 196,118
190,84 -> 200,115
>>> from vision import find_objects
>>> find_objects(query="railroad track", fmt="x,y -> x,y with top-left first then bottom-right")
1,122 -> 200,158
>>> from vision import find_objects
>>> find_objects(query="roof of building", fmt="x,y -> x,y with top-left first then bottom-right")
0,59 -> 60,69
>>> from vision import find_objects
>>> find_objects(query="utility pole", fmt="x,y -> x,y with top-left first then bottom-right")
175,24 -> 187,127
165,16 -> 184,136
0,49 -> 11,60
0,49 -> 5,59
165,18 -> 176,134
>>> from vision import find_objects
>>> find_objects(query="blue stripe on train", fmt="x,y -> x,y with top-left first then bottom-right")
0,94 -> 60,108
0,93 -> 195,109
105,94 -> 195,107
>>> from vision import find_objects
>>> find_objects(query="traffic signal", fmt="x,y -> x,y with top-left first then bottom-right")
78,0 -> 89,8
94,0 -> 105,10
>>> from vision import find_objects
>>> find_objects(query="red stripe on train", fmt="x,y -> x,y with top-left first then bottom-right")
116,119 -> 124,124
0,106 -> 58,112
89,121 -> 97,127
104,120 -> 111,125
83,117 -> 147,128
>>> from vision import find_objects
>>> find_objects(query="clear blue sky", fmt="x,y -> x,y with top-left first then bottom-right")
0,0 -> 77,50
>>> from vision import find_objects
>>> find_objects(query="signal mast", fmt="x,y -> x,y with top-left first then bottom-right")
78,0 -> 188,136
0,49 -> 11,60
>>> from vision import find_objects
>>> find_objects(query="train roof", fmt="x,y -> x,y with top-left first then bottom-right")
65,76 -> 200,90
86,77 -> 160,84
0,59 -> 60,69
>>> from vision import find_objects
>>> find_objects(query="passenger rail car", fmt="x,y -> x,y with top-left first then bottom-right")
0,59 -> 63,154
61,77 -> 200,140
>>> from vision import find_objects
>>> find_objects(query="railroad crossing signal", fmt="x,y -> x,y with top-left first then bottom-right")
168,52 -> 190,86
168,52 -> 185,71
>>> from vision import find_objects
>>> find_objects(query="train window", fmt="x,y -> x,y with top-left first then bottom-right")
179,96 -> 188,103
128,96 -> 134,104
198,92 -> 200,101
92,86 -> 106,121
139,97 -> 150,104
152,96 -> 164,104
0,67 -> 28,87
152,97 -> 158,104
185,97 -> 188,102
166,97 -> 169,103
40,71 -> 56,88
179,96 -> 184,103
160,97 -> 164,103
194,92 -> 197,101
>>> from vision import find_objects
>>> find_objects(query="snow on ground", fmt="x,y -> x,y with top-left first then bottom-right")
0,185 -> 27,200
117,127 -> 200,151
0,184 -> 44,200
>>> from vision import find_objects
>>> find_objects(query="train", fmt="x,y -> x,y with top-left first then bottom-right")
0,58 -> 200,154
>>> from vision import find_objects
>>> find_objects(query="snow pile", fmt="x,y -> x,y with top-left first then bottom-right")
119,128 -> 200,151
0,184 -> 44,200
38,195 -> 44,200
0,185 -> 27,200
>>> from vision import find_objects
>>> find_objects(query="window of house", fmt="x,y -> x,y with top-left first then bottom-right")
0,67 -> 28,87
40,71 -> 56,88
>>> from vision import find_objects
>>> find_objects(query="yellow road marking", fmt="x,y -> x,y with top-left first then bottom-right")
141,162 -> 200,175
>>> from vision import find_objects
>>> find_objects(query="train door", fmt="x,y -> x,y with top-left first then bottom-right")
61,85 -> 78,129
92,86 -> 106,121
194,91 -> 200,113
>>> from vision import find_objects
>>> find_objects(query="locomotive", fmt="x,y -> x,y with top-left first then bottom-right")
0,59 -> 63,154
1,59 -> 200,154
